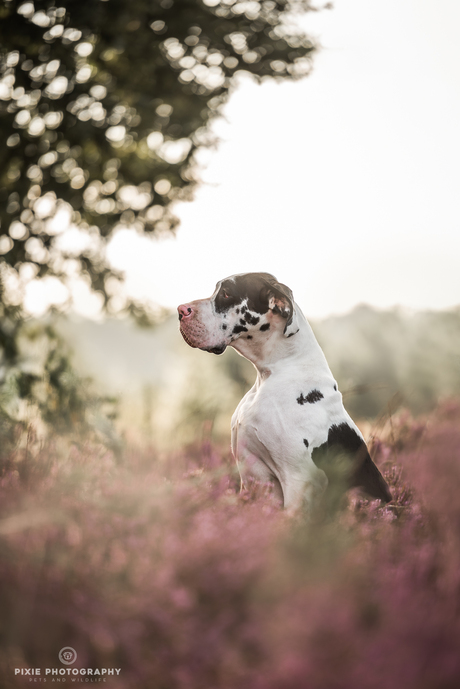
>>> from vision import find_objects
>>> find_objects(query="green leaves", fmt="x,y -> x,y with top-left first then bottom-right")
0,0 -> 315,316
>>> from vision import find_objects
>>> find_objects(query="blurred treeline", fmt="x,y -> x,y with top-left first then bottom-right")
50,303 -> 460,446
314,304 -> 460,417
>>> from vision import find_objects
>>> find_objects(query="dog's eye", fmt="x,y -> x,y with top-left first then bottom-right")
222,289 -> 230,299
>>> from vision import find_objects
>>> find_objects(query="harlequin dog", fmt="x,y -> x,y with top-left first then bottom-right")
178,272 -> 391,513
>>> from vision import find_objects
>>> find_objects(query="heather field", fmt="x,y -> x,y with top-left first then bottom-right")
1,401 -> 460,689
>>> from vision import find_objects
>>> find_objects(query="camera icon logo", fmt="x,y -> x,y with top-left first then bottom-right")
58,647 -> 77,665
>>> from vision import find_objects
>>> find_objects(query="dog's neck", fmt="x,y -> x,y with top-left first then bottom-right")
231,304 -> 331,380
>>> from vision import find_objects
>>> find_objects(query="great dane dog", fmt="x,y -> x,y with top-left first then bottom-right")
178,272 -> 391,514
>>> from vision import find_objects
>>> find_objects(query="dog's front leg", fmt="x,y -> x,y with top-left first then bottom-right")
234,446 -> 283,506
282,470 -> 328,517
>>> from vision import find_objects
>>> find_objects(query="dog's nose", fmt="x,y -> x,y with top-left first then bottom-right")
178,304 -> 193,321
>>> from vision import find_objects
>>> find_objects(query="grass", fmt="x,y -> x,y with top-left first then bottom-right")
1,401 -> 460,688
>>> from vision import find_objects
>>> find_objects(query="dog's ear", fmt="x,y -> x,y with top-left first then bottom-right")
261,275 -> 299,337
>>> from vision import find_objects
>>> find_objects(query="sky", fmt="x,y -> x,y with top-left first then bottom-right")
53,0 -> 460,319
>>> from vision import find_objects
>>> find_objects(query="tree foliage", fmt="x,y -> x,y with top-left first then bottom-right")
0,0 -> 316,317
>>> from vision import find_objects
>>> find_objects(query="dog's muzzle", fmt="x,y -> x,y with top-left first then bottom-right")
178,302 -> 227,355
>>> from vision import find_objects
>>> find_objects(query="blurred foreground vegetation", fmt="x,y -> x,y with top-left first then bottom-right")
1,397 -> 460,688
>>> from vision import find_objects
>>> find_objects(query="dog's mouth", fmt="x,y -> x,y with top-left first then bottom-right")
179,328 -> 198,349
180,327 -> 226,355
204,344 -> 227,356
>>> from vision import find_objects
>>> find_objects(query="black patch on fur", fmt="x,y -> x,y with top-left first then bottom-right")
247,335 -> 253,339
241,306 -> 247,313
244,312 -> 260,325
260,323 -> 270,331
232,325 -> 248,335
240,319 -> 246,325
334,384 -> 337,391
297,389 -> 324,405
287,329 -> 300,338
214,280 -> 242,314
312,423 -> 391,503
307,389 -> 324,403
213,274 -> 294,333
222,324 -> 227,330
303,439 -> 309,448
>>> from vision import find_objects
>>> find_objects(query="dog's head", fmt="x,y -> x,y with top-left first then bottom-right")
178,272 -> 299,355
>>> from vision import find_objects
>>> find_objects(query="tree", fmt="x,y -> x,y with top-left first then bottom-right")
0,0 -> 318,435
0,0 -> 316,317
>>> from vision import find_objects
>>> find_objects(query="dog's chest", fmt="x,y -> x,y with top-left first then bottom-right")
232,373 -> 346,459
232,377 -> 304,453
